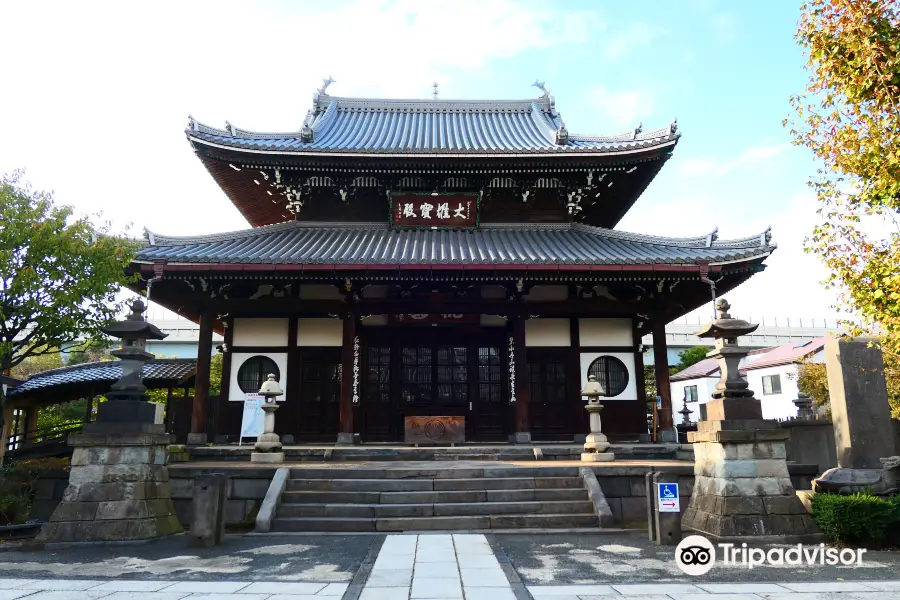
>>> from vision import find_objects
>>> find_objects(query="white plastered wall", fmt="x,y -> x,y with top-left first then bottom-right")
671,376 -> 719,410
228,352 -> 288,401
579,352 -> 638,400
297,318 -> 343,346
745,364 -> 801,420
578,318 -> 633,346
525,319 -> 570,346
232,318 -> 289,347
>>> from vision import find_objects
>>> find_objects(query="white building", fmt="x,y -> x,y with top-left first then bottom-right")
670,337 -> 830,421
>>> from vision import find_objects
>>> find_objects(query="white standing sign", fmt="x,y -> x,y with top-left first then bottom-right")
239,394 -> 265,443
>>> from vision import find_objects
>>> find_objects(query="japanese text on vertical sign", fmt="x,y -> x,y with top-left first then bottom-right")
390,193 -> 479,229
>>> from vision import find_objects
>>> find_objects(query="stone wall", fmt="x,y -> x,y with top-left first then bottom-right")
32,463 -> 820,528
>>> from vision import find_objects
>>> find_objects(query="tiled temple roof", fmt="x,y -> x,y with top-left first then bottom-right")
186,92 -> 679,156
136,222 -> 774,267
7,359 -> 197,398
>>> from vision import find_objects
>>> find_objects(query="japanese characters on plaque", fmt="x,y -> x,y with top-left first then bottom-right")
352,336 -> 360,404
508,336 -> 516,404
390,193 -> 479,229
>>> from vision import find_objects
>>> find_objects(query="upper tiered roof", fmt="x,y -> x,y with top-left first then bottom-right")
187,91 -> 678,157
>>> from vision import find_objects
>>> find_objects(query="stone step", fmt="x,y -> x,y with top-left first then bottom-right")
281,487 -> 588,506
287,466 -> 581,479
271,513 -> 598,532
276,500 -> 593,519
284,476 -> 583,493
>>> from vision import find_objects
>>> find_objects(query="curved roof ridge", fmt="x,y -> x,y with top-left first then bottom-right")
570,223 -> 732,248
16,357 -> 193,382
316,93 -> 550,113
146,221 -> 387,247
529,102 -> 560,144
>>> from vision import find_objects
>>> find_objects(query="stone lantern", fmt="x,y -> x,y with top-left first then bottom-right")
37,298 -> 182,543
581,375 -> 615,462
85,298 -> 168,432
680,298 -> 819,541
251,374 -> 285,464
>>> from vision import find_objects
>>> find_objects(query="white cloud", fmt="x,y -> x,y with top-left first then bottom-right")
586,87 -> 655,128
0,0 -> 602,237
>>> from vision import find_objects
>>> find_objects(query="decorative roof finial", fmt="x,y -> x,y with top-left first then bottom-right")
669,118 -> 679,136
187,115 -> 196,131
716,298 -> 731,320
532,80 -> 549,98
225,121 -> 234,136
318,76 -> 335,95
634,122 -> 643,139
432,82 -> 439,100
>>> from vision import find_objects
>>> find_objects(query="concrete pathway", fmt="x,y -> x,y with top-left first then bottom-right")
1,533 -> 899,599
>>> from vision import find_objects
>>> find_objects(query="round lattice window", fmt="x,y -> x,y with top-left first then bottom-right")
587,356 -> 629,397
237,355 -> 280,394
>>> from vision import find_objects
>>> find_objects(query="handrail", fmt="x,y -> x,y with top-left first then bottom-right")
4,421 -> 85,452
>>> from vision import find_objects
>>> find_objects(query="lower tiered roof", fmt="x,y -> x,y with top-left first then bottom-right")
136,222 -> 774,268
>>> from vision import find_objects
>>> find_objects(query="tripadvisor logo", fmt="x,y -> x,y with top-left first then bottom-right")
675,535 -> 868,575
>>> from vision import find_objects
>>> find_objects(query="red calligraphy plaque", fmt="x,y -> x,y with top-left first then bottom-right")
390,192 -> 479,229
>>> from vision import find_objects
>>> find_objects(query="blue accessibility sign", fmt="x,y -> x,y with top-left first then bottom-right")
658,483 -> 680,512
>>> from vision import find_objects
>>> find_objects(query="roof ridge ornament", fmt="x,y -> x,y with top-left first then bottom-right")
224,121 -> 234,136
555,124 -> 568,145
669,118 -> 678,136
532,80 -> 550,98
318,76 -> 335,95
432,82 -> 439,100
187,115 -> 196,131
633,122 -> 643,140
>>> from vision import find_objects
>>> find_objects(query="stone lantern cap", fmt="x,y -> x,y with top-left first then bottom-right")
259,373 -> 284,398
581,375 -> 605,400
102,299 -> 168,341
695,299 -> 758,339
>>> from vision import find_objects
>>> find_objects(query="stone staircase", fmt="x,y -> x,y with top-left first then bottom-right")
271,465 -> 599,532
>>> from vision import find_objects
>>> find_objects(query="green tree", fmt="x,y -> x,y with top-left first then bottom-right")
673,345 -> 710,373
66,339 -> 114,366
9,352 -> 62,380
0,170 -> 137,434
787,1 -> 900,419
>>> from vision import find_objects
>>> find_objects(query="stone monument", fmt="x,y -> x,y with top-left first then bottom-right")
251,374 -> 285,464
681,299 -> 819,541
36,299 -> 182,543
813,337 -> 899,494
581,375 -> 615,462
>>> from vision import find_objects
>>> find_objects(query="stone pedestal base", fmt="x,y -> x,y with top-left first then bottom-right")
581,452 -> 615,462
512,432 -> 532,444
251,452 -> 285,464
682,425 -> 821,541
36,432 -> 182,543
336,432 -> 360,445
186,432 -> 207,446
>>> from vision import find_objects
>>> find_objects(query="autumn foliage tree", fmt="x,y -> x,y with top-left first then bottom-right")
0,171 -> 137,433
787,0 -> 900,417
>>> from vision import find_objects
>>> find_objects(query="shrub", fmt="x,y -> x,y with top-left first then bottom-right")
811,492 -> 900,546
0,457 -> 69,525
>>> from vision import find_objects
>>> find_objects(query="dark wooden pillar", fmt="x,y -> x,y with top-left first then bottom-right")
512,299 -> 530,443
190,310 -> 214,444
652,317 -> 674,432
338,303 -> 358,444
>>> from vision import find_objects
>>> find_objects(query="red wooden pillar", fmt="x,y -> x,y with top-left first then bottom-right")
189,311 -> 214,444
512,300 -> 530,443
338,304 -> 358,444
652,317 -> 674,432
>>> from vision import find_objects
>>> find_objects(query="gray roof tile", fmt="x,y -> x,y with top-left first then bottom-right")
187,95 -> 678,156
7,359 -> 196,397
136,222 -> 774,267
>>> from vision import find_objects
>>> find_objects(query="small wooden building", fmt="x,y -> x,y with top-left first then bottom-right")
131,86 -> 774,444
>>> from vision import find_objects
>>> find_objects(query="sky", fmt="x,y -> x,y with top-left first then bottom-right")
0,0 -> 839,323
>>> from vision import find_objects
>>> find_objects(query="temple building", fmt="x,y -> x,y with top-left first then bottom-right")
131,83 -> 775,445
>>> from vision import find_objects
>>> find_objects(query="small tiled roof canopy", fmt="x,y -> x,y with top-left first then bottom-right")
186,93 -> 679,156
6,359 -> 197,405
136,222 -> 775,267
0,374 -> 23,389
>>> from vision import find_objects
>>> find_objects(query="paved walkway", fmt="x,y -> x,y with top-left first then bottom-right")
1,533 -> 899,599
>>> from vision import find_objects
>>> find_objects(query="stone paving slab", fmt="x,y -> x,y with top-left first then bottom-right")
493,532 -> 900,585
